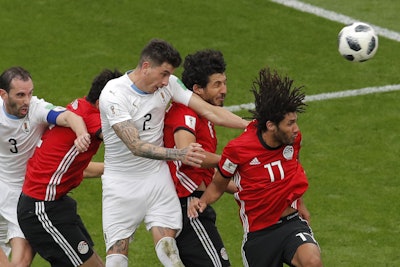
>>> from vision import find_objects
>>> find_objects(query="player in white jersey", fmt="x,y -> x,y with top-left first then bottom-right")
99,39 -> 248,267
0,66 -> 90,267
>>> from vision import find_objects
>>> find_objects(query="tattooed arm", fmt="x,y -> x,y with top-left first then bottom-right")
112,120 -> 205,167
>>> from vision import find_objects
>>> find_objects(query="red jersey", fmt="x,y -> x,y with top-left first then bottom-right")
164,102 -> 217,197
22,98 -> 102,201
218,120 -> 308,233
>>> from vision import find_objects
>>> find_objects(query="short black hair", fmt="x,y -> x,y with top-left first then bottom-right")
86,69 -> 122,104
0,66 -> 32,92
182,49 -> 226,91
138,39 -> 181,68
249,67 -> 306,132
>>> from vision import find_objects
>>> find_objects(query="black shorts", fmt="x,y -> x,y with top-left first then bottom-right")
17,193 -> 95,267
177,191 -> 231,267
243,212 -> 319,267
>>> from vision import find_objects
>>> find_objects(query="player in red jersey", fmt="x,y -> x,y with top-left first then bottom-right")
17,69 -> 122,267
164,49 -> 237,267
189,68 -> 323,267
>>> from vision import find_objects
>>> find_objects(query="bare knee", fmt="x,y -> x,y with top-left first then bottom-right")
107,238 -> 129,256
9,238 -> 34,267
150,226 -> 177,245
291,243 -> 323,267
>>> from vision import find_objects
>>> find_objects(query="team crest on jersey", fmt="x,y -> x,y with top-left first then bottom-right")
22,119 -> 30,133
222,158 -> 237,175
184,115 -> 196,130
71,99 -> 79,110
220,247 -> 229,260
77,241 -> 89,254
283,145 -> 294,160
159,91 -> 167,104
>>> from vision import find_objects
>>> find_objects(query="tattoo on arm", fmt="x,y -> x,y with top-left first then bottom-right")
112,120 -> 186,161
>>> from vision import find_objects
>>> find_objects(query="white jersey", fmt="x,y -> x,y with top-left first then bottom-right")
0,96 -> 60,189
99,72 -> 193,176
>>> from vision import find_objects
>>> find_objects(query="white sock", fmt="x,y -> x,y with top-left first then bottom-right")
155,237 -> 184,267
105,254 -> 128,267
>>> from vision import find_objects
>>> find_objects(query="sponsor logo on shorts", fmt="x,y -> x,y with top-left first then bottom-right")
220,247 -> 229,260
77,241 -> 89,254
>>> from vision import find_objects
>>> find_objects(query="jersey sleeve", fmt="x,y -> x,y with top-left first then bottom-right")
31,96 -> 66,124
165,103 -> 198,135
99,82 -> 133,127
218,141 -> 240,178
169,75 -> 193,106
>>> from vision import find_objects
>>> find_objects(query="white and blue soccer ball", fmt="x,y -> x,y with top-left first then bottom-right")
338,22 -> 378,62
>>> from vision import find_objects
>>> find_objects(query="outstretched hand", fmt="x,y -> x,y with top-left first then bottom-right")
180,143 -> 206,168
74,133 -> 91,153
187,197 -> 207,219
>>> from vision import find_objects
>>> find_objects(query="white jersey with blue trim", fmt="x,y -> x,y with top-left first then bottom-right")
0,96 -> 64,189
100,72 -> 193,177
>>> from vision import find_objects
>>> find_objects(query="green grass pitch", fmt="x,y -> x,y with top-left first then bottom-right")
1,0 -> 399,266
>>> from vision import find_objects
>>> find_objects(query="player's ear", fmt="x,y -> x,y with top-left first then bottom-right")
0,88 -> 7,98
266,121 -> 276,131
192,84 -> 204,95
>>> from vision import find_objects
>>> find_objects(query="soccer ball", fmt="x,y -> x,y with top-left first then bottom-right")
338,22 -> 378,62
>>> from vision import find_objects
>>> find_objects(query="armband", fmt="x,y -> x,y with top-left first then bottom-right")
46,109 -> 65,124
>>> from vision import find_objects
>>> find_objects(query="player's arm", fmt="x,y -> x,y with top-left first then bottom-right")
83,162 -> 104,178
174,129 -> 220,168
175,129 -> 238,193
54,110 -> 91,152
188,170 -> 230,218
112,119 -> 205,167
188,93 -> 249,129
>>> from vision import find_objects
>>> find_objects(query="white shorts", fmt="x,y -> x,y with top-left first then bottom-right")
102,162 -> 182,251
0,180 -> 25,245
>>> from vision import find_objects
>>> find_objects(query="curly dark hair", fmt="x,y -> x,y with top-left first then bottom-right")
86,69 -> 122,104
249,68 -> 306,132
138,39 -> 182,69
182,49 -> 226,91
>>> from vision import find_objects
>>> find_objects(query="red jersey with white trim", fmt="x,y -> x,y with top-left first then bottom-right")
218,120 -> 308,233
22,98 -> 102,201
164,102 -> 217,197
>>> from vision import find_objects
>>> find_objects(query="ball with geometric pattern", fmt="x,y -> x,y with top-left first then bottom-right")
338,22 -> 378,62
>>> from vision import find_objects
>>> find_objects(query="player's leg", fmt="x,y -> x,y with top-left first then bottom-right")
17,194 -> 101,267
102,174 -> 147,267
177,195 -> 231,267
105,239 -> 129,267
242,227 -> 282,267
291,243 -> 322,267
5,189 -> 35,267
9,237 -> 34,267
0,249 -> 11,267
282,215 -> 323,267
151,227 -> 183,267
146,164 -> 184,267
0,217 -> 12,266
